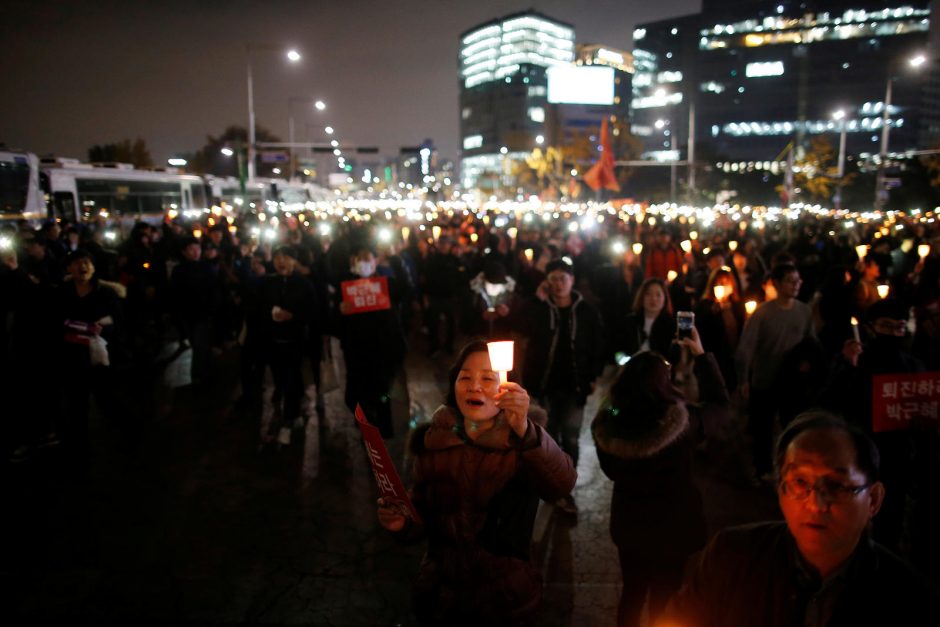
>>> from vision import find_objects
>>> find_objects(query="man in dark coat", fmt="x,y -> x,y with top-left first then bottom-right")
259,244 -> 317,446
336,245 -> 406,438
663,412 -> 937,627
521,259 -> 605,513
169,237 -> 218,384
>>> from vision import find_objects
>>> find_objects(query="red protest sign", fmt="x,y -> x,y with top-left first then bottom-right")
354,404 -> 421,523
871,372 -> 940,433
341,276 -> 391,314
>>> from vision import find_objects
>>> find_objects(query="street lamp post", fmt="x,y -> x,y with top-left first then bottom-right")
874,53 -> 927,212
245,45 -> 301,182
832,109 -> 847,211
288,98 -> 325,179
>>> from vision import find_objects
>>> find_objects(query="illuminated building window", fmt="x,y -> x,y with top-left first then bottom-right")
528,107 -> 545,123
462,107 -> 472,120
701,81 -> 726,94
463,135 -> 483,150
745,61 -> 784,77
460,15 -> 575,88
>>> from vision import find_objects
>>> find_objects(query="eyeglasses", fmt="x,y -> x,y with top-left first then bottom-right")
780,476 -> 871,504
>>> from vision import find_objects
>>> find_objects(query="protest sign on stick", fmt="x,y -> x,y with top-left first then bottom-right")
354,404 -> 420,523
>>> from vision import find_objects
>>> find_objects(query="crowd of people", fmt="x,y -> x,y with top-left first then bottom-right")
3,203 -> 940,624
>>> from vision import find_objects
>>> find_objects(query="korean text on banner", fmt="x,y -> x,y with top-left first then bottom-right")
341,276 -> 391,314
871,372 -> 940,433
354,404 -> 420,523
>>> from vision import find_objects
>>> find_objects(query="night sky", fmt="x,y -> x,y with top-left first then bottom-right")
2,0 -> 699,165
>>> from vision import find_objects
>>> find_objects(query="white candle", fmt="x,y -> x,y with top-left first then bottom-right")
487,341 -> 514,385
850,316 -> 860,342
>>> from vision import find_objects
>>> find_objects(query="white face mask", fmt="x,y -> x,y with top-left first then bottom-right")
354,260 -> 376,277
484,281 -> 506,297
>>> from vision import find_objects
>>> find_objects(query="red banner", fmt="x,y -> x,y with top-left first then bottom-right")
341,276 -> 391,314
871,372 -> 940,433
354,404 -> 421,523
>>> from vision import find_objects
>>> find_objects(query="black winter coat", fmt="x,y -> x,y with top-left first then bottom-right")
521,291 -> 605,402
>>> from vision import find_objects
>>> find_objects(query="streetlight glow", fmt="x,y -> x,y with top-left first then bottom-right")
286,50 -> 301,62
910,54 -> 927,68
314,100 -> 326,111
832,109 -> 845,121
167,158 -> 187,167
221,147 -> 234,156
325,126 -> 334,135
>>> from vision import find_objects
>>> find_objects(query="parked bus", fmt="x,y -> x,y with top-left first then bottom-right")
39,158 -> 210,227
0,150 -> 45,223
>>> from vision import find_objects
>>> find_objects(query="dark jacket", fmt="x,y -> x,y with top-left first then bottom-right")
664,522 -> 937,627
169,258 -> 218,322
591,353 -> 727,560
58,280 -> 124,366
400,405 -> 576,625
521,290 -> 605,402
259,272 -> 317,345
616,311 -> 677,359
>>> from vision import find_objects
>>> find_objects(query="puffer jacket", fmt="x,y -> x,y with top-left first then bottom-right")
592,354 -> 728,562
401,404 -> 576,625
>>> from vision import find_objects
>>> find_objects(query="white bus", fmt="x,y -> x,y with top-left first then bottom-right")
0,151 -> 46,223
39,159 -> 210,227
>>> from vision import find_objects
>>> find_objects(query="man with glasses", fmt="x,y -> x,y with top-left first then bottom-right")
736,263 -> 816,483
661,412 -> 935,627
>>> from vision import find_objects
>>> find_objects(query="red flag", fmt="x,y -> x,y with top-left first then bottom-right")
582,118 -> 620,193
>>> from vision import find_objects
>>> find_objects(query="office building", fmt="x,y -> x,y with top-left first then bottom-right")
633,0 -> 932,170
458,12 -> 576,190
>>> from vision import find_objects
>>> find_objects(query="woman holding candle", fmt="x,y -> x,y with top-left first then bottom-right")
377,341 -> 576,626
694,267 -> 746,390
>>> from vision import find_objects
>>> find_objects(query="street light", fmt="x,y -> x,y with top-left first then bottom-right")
874,52 -> 927,212
288,97 -> 326,178
246,45 -> 301,181
832,109 -> 848,210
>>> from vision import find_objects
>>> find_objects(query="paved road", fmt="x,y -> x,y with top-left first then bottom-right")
3,338 -> 778,625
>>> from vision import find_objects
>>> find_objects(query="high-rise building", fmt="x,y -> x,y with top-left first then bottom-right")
458,11 -> 576,191
633,1 -> 932,170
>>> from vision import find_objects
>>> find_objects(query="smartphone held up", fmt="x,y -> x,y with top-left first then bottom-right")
676,311 -> 695,340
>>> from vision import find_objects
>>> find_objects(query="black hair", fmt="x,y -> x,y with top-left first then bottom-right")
632,277 -> 673,316
774,411 -> 880,484
608,351 -> 684,419
272,244 -> 298,259
444,340 -> 490,410
545,258 -> 574,276
66,248 -> 93,265
770,263 -> 799,284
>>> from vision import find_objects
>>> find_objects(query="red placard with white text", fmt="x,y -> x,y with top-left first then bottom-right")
871,372 -> 940,432
354,404 -> 421,523
341,277 -> 391,314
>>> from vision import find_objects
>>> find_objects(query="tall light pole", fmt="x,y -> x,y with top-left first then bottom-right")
288,98 -> 326,179
832,109 -> 847,210
874,53 -> 926,212
246,45 -> 301,182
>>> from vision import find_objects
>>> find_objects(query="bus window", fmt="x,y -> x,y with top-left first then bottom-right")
52,192 -> 76,223
191,183 -> 207,210
0,158 -> 31,214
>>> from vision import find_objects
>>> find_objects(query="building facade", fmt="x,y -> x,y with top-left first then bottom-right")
633,0 -> 932,175
458,12 -> 576,191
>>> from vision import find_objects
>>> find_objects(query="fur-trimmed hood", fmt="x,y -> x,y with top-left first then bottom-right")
591,401 -> 689,460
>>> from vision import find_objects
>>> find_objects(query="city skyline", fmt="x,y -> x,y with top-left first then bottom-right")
1,0 -> 699,166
